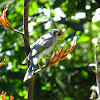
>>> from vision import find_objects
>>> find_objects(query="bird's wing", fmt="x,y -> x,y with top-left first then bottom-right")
22,37 -> 53,64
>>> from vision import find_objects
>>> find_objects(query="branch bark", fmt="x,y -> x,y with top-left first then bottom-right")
95,37 -> 100,99
33,62 -> 51,76
23,0 -> 34,100
6,25 -> 29,42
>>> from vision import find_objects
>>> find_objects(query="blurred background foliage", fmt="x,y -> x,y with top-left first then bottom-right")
0,0 -> 100,100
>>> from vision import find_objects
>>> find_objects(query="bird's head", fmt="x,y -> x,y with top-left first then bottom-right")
49,29 -> 65,41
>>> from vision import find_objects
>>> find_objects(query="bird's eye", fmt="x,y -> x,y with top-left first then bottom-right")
56,32 -> 59,35
55,32 -> 61,36
58,32 -> 61,36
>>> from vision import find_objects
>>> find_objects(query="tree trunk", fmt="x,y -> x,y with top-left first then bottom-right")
23,0 -> 34,100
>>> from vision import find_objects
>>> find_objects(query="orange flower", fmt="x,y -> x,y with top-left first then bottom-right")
0,56 -> 4,67
1,91 -> 14,100
0,56 -> 2,60
1,91 -> 6,100
0,8 -> 10,27
10,96 -> 14,100
50,39 -> 75,66
51,49 -> 59,66
0,61 -> 4,67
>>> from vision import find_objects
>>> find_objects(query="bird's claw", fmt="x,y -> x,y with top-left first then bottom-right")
37,62 -> 42,69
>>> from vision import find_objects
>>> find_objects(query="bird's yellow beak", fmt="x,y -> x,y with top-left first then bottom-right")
59,35 -> 65,41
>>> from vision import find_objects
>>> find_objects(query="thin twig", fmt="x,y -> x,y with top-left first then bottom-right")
7,25 -> 29,41
95,37 -> 100,70
11,27 -> 24,35
95,36 -> 100,99
33,62 -> 51,76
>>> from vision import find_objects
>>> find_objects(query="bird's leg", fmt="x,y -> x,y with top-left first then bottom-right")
43,56 -> 51,59
37,62 -> 42,69
43,55 -> 50,59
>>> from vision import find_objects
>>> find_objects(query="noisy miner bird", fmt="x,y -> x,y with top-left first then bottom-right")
22,29 -> 65,82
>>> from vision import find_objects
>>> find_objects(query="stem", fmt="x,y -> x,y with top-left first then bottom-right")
8,26 -> 24,35
23,0 -> 34,100
7,25 -> 29,41
33,62 -> 51,76
95,37 -> 100,99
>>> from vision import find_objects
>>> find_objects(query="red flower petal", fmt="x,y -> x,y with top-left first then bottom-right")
0,8 -> 9,27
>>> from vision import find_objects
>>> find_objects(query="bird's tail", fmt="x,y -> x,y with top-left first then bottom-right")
22,54 -> 31,64
23,56 -> 39,82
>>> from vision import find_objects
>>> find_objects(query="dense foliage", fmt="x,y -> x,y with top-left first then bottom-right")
0,0 -> 100,99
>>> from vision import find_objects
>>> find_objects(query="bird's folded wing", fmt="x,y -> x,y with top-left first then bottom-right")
22,38 -> 53,64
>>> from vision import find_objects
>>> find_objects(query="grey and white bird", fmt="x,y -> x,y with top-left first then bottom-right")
22,29 -> 65,82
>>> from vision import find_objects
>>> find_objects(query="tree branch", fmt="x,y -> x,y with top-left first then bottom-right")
95,36 -> 100,99
23,0 -> 34,100
33,62 -> 51,76
24,0 -> 31,6
6,25 -> 29,42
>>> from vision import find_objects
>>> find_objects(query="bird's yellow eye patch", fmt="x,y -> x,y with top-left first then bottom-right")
56,32 -> 59,35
